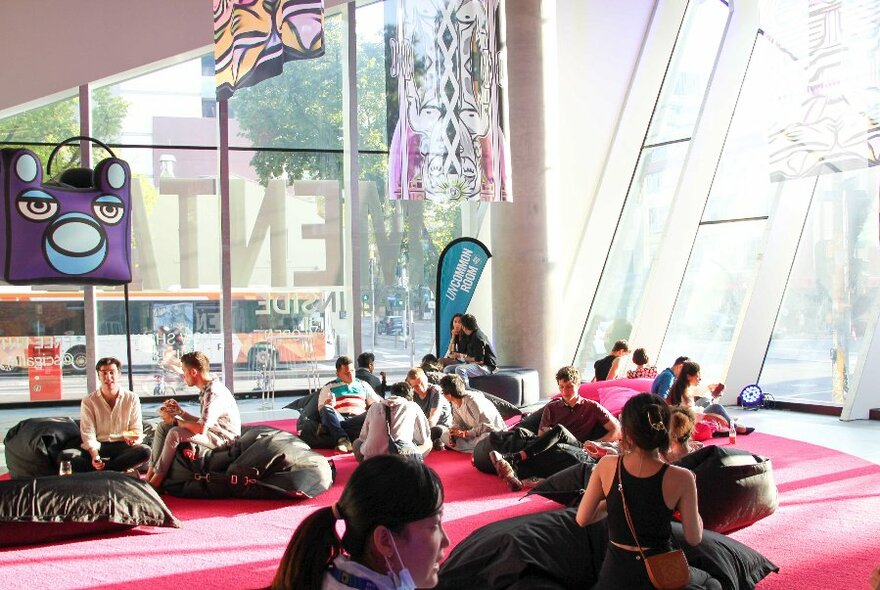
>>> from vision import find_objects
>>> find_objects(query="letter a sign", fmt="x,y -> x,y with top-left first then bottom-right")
435,238 -> 492,356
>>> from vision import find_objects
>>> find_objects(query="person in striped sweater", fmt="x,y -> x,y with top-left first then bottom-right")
319,356 -> 383,452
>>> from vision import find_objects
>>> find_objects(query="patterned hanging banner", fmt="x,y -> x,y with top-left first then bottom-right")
214,0 -> 325,102
389,0 -> 512,202
766,0 -> 880,181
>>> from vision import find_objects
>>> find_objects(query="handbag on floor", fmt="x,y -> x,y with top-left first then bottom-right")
617,457 -> 690,590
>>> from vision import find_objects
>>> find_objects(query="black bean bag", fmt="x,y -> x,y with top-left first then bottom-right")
530,446 -> 778,534
162,425 -> 335,499
436,508 -> 778,590
284,391 -> 320,422
0,471 -> 179,547
3,417 -> 82,478
675,445 -> 778,533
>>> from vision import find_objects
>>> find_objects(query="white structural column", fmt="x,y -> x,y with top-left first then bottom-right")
494,0 -> 655,388
628,0 -> 760,369
492,0 -> 552,381
843,292 -> 880,419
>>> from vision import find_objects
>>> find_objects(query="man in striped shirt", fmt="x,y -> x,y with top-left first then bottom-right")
318,356 -> 382,452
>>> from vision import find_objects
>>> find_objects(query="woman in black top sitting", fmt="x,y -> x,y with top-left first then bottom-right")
593,339 -> 630,381
576,393 -> 719,589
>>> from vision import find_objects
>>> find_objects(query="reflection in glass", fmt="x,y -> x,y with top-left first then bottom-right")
226,148 -> 346,392
644,0 -> 728,145
92,56 -> 214,149
761,169 -> 880,405
0,94 -> 80,148
573,143 -> 689,373
230,13 -> 344,151
703,36 -> 776,222
0,288 -> 88,403
659,220 -> 768,381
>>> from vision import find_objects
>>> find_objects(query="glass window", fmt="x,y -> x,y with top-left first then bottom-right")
573,143 -> 689,369
90,144 -> 222,397
659,219 -> 769,379
573,0 -> 728,373
355,0 -> 482,377
225,148 -> 346,392
644,0 -> 729,145
0,288 -> 88,403
760,168 -> 880,405
703,36 -> 776,222
0,94 -> 79,148
95,55 -> 217,148
228,13 -> 344,151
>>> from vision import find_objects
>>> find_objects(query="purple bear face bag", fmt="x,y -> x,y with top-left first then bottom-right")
0,147 -> 132,285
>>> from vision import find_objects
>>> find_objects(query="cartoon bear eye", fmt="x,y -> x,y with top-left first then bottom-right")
17,190 -> 59,221
93,195 -> 125,225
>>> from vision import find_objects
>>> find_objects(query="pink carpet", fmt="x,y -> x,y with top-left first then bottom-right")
1,421 -> 878,589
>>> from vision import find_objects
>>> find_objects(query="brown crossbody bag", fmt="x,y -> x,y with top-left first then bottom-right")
616,456 -> 690,590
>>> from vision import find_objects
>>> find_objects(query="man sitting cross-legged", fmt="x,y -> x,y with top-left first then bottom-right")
489,365 -> 621,490
318,355 -> 382,453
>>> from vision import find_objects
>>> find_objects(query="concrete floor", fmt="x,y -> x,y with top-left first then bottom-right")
2,397 -> 879,475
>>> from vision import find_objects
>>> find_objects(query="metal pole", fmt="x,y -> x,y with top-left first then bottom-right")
371,257 -> 376,349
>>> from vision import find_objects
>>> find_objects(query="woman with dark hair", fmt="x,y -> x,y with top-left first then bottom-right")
440,313 -> 466,367
626,348 -> 657,379
576,393 -> 719,589
668,361 -> 753,435
272,455 -> 449,590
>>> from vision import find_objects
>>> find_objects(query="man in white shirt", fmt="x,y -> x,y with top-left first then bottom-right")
146,351 -> 241,490
70,357 -> 150,473
352,381 -> 432,462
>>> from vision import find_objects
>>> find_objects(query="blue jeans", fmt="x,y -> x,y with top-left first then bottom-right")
320,406 -> 355,441
453,363 -> 493,388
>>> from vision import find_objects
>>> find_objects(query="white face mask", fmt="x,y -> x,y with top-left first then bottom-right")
385,533 -> 417,590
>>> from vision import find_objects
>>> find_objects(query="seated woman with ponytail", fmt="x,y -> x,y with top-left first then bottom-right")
576,393 -> 720,589
271,455 -> 449,590
664,406 -> 704,463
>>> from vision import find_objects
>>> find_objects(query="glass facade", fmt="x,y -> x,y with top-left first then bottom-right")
574,0 -> 729,372
2,0 -> 880,415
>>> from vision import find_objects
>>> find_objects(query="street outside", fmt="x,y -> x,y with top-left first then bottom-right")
0,318 -> 439,403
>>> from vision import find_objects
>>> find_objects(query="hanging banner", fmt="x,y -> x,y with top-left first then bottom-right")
388,0 -> 512,202
435,237 -> 492,356
765,1 -> 880,181
214,0 -> 325,102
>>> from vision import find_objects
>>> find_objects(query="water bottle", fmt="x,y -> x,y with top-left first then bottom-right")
729,419 -> 737,445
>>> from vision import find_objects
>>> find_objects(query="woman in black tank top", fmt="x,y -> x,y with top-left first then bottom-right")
575,393 -> 719,589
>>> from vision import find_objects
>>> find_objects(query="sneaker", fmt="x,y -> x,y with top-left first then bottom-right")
432,438 -> 445,451
335,437 -> 353,453
489,451 -> 523,491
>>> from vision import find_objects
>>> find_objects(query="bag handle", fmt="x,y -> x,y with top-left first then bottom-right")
46,135 -> 116,176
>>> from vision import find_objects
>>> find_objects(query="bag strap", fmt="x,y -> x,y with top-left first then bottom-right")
617,456 -> 650,563
46,135 -> 116,176
383,404 -> 394,437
